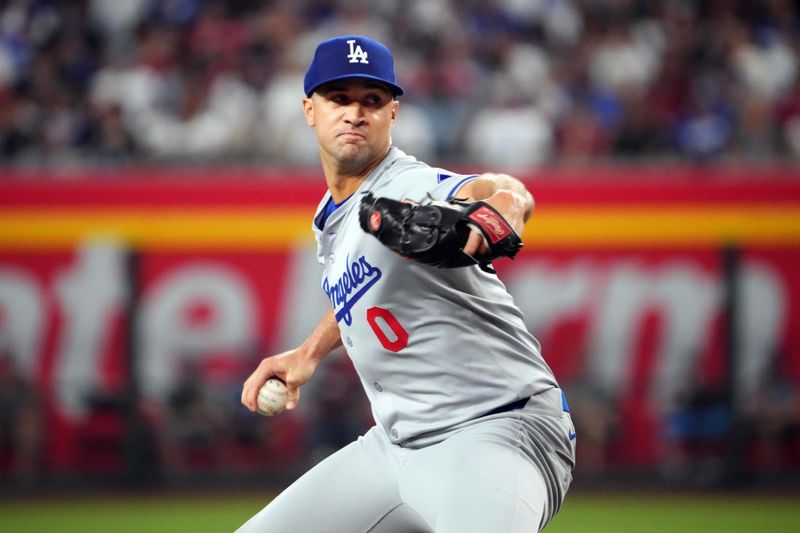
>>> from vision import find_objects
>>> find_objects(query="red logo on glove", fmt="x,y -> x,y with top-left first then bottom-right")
370,211 -> 382,231
468,206 -> 512,244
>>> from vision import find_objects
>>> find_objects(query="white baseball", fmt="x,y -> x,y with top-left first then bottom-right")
256,378 -> 289,416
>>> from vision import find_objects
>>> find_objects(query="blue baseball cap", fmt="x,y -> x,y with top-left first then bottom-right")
304,35 -> 404,97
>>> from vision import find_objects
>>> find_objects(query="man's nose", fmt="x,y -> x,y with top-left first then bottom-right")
343,103 -> 367,125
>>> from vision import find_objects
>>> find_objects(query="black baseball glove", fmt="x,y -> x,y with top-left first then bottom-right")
358,192 -> 523,269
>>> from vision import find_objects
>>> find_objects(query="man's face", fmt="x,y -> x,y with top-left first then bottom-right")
302,79 -> 398,172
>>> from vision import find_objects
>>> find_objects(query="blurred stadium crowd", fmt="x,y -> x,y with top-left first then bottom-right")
1,0 -> 800,169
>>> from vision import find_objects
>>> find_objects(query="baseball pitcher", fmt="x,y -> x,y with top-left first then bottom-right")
238,35 -> 575,533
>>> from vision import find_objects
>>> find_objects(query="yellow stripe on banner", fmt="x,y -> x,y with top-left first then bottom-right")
0,208 -> 315,251
523,206 -> 800,248
0,206 -> 799,250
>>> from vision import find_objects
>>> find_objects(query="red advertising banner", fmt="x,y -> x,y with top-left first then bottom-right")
1,169 -> 799,474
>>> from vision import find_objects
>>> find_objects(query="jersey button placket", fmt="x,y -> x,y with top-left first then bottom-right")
373,382 -> 382,392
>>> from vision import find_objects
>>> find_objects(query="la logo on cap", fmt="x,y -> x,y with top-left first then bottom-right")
303,35 -> 403,96
347,39 -> 369,64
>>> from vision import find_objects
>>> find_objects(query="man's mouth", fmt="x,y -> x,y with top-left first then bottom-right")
339,131 -> 365,139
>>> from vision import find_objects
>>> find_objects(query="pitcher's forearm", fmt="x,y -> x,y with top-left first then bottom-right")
298,308 -> 343,363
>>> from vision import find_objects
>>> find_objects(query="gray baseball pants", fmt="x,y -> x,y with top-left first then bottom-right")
236,387 -> 575,532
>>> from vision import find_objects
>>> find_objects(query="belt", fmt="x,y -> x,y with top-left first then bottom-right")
485,390 -> 570,417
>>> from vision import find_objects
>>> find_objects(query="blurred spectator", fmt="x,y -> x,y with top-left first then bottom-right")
83,102 -> 138,163
613,89 -> 668,157
662,379 -> 731,487
257,39 -> 319,165
464,74 -> 554,169
586,17 -> 662,97
557,100 -> 611,161
777,78 -> 800,159
0,351 -> 42,484
403,31 -> 482,159
89,0 -> 153,41
155,357 -> 232,476
464,95 -> 554,169
673,74 -> 735,161
742,352 -> 800,477
0,0 -> 799,167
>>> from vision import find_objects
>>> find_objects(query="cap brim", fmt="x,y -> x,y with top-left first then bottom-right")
306,74 -> 404,97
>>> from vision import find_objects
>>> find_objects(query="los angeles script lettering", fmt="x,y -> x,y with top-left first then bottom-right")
323,255 -> 382,325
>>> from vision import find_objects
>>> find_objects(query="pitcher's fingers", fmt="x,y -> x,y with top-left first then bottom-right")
242,370 -> 268,411
285,386 -> 301,411
241,379 -> 259,412
463,230 -> 487,257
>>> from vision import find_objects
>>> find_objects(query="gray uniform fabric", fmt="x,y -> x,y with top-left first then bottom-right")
237,389 -> 575,533
237,148 -> 575,532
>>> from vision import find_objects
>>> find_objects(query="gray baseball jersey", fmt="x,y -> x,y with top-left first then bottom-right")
312,147 -> 558,444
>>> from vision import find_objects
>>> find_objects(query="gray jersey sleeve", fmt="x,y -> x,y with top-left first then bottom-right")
369,166 -> 478,204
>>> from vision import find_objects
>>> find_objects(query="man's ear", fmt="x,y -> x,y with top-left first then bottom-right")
391,100 -> 399,121
302,97 -> 315,127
